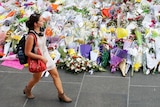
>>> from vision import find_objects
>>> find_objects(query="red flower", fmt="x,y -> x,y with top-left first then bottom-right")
147,0 -> 152,2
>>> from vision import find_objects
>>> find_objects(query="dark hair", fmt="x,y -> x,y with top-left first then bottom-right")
26,13 -> 41,31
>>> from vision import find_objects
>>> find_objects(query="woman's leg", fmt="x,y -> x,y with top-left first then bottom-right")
24,72 -> 42,99
27,72 -> 43,89
48,67 -> 72,103
48,67 -> 63,94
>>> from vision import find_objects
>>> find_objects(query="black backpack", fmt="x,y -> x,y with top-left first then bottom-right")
17,34 -> 28,64
17,31 -> 36,64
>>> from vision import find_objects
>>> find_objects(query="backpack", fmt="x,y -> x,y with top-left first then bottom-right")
17,34 -> 28,64
17,31 -> 36,64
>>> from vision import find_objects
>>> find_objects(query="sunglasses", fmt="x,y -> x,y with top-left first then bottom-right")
31,12 -> 41,17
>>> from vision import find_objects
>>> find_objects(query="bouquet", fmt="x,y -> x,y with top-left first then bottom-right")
57,55 -> 107,74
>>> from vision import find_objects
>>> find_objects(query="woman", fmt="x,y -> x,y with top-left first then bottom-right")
24,13 -> 72,103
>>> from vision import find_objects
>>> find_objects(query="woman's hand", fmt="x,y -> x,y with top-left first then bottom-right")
41,56 -> 48,64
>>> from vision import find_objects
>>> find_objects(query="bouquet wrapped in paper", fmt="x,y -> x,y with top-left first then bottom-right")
109,47 -> 128,74
79,44 -> 92,59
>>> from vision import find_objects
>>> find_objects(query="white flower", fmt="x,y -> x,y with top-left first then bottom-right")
75,68 -> 80,72
70,59 -> 74,63
68,57 -> 71,61
88,64 -> 92,68
66,63 -> 70,67
92,62 -> 97,66
74,63 -> 78,66
60,59 -> 64,62
70,65 -> 75,70
59,55 -> 101,73
76,57 -> 82,62
86,58 -> 89,61
81,60 -> 85,64
82,67 -> 86,70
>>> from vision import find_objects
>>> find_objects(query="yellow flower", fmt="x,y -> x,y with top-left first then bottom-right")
133,62 -> 141,72
24,63 -> 28,67
116,28 -> 128,39
0,15 -> 5,20
101,40 -> 108,44
68,49 -> 76,56
20,9 -> 25,15
50,52 -> 56,59
12,35 -> 21,41
75,39 -> 85,44
145,28 -> 149,35
101,27 -> 108,33
135,0 -> 141,3
110,27 -> 115,33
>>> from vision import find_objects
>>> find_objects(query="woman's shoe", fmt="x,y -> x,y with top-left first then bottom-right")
58,93 -> 72,103
23,86 -> 35,99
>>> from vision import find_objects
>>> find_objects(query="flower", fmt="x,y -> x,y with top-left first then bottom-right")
57,55 -> 107,74
12,35 -> 21,41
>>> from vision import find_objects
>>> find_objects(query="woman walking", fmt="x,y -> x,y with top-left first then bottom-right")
23,12 -> 72,103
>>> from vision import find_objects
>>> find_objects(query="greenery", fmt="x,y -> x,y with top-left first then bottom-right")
66,6 -> 89,16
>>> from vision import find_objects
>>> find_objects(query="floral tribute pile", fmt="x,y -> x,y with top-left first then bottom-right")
0,0 -> 160,76
57,55 -> 107,74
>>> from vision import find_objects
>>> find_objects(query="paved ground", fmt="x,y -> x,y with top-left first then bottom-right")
1,61 -> 160,107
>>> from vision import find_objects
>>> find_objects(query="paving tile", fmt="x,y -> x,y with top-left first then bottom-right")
24,81 -> 81,107
41,69 -> 84,83
0,72 -> 32,107
129,86 -> 160,107
88,66 -> 131,77
90,70 -> 129,77
130,71 -> 160,86
76,75 -> 129,107
1,61 -> 160,107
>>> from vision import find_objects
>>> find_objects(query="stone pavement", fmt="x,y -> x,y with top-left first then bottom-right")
1,62 -> 160,107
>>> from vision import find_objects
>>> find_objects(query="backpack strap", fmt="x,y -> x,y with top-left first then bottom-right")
28,30 -> 38,47
26,30 -> 38,53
